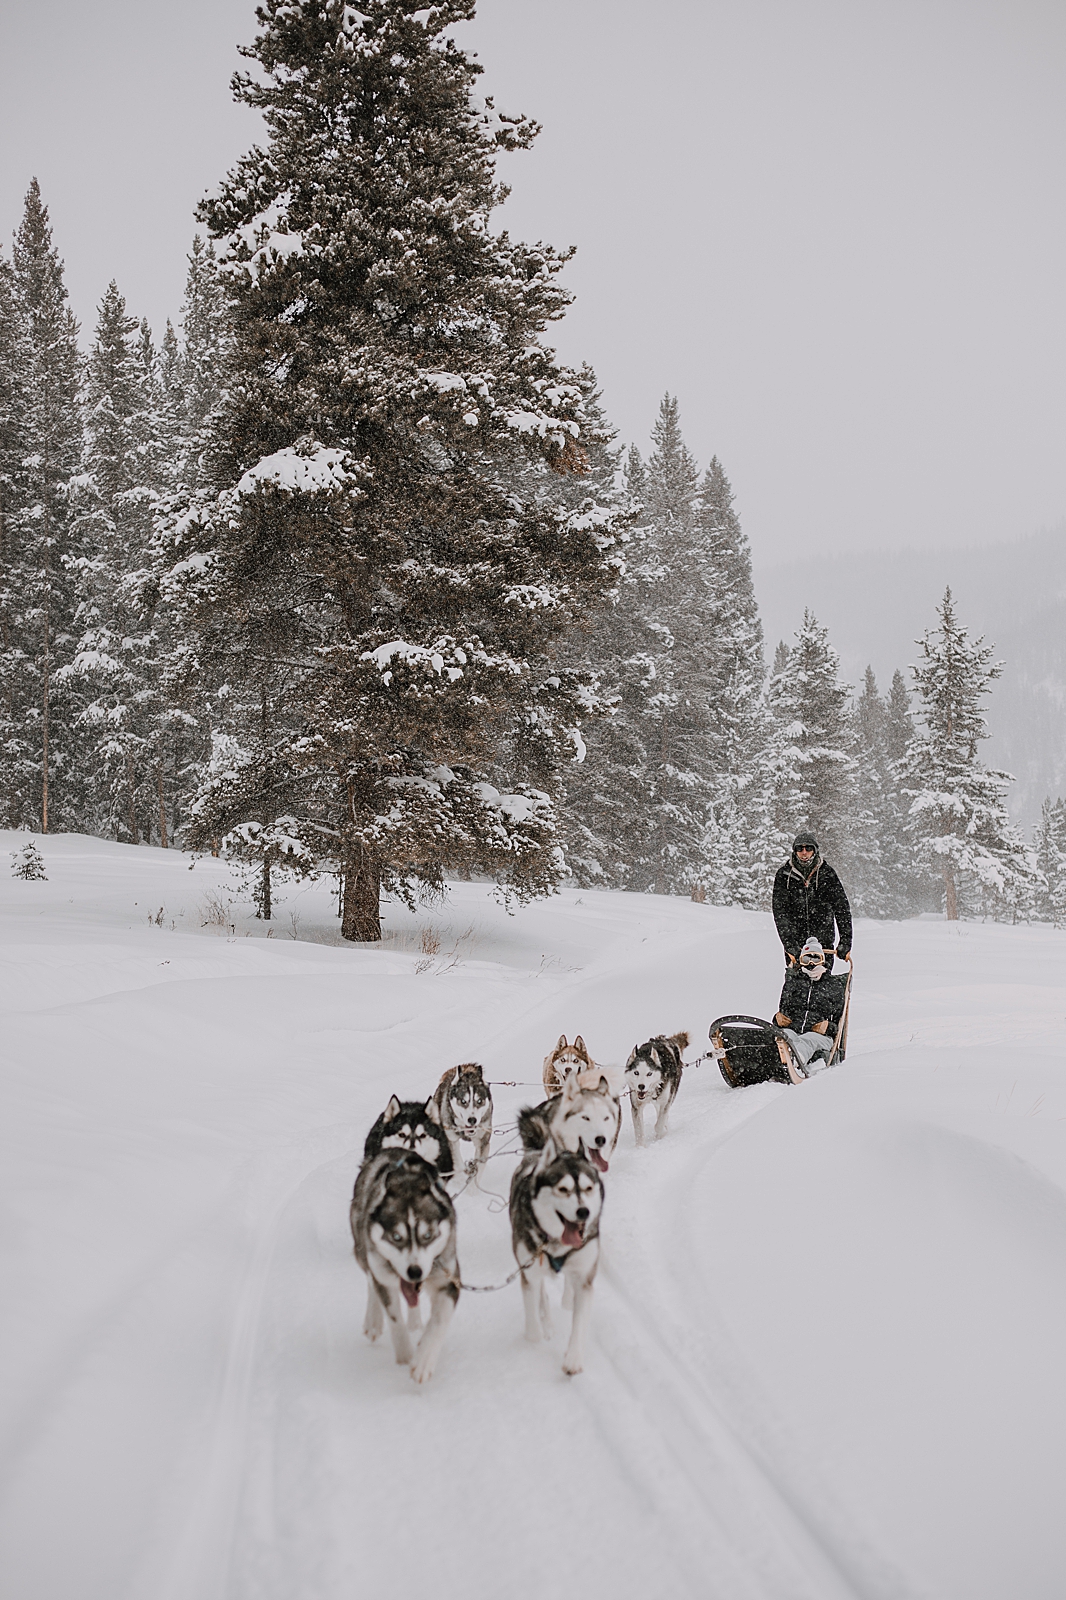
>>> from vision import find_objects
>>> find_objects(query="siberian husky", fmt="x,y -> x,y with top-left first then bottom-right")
624,1030 -> 688,1145
350,1148 -> 459,1384
542,1034 -> 594,1096
363,1093 -> 454,1179
431,1062 -> 493,1175
519,1070 -> 621,1174
509,1141 -> 604,1375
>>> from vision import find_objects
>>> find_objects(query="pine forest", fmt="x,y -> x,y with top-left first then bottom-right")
0,1 -> 1051,934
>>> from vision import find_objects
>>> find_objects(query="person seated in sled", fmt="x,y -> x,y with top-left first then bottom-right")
772,830 -> 852,973
774,937 -> 847,1073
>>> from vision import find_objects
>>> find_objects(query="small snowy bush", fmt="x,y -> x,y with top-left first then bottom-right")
11,839 -> 47,880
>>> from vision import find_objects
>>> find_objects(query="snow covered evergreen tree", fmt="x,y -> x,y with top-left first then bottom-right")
157,320 -> 186,489
764,610 -> 864,886
66,284 -> 168,841
177,236 -> 230,488
10,837 -> 47,880
555,439 -> 661,887
163,0 -> 626,940
551,378 -> 642,885
564,404 -> 766,897
8,181 -> 84,832
900,588 -> 1037,920
696,456 -> 769,907
0,251 -> 32,826
1032,797 -> 1066,923
850,665 -> 926,917
633,395 -> 717,893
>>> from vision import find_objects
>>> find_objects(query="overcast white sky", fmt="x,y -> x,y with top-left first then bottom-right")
2,0 -> 1064,565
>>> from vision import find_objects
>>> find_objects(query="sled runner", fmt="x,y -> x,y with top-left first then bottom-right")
711,958 -> 852,1087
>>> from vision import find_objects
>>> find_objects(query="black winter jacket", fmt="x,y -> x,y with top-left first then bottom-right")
778,967 -> 847,1034
772,857 -> 852,961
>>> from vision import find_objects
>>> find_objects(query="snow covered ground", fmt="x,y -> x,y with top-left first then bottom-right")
2,832 -> 1065,1600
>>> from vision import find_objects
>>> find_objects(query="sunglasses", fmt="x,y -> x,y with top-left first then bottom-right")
795,846 -> 814,856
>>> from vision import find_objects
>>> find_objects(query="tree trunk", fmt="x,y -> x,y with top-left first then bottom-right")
342,847 -> 381,941
259,854 -> 272,921
943,865 -> 958,921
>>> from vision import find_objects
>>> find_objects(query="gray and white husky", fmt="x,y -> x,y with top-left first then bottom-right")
509,1140 -> 604,1376
350,1148 -> 459,1384
518,1070 -> 621,1174
363,1093 -> 454,1179
624,1030 -> 688,1145
431,1061 -> 493,1175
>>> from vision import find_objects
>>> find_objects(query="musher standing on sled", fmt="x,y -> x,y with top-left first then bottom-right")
772,832 -> 852,1074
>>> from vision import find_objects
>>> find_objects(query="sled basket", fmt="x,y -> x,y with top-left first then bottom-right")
709,1016 -> 793,1087
710,959 -> 852,1088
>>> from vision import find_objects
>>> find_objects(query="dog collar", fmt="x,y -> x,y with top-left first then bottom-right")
545,1252 -> 567,1274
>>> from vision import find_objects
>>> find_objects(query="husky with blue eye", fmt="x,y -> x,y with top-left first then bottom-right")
431,1062 -> 493,1175
350,1149 -> 459,1384
363,1093 -> 454,1179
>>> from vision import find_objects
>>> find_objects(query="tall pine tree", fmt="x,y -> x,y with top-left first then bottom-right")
1032,796 -> 1066,923
636,395 -> 717,892
9,180 -> 84,831
0,250 -> 32,825
178,236 -> 230,488
696,456 -> 769,907
163,0 -> 626,939
764,610 -> 863,883
66,284 -> 167,841
900,588 -> 1037,920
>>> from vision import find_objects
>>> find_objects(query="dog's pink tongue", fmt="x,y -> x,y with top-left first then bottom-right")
561,1222 -> 584,1248
400,1281 -> 421,1308
590,1150 -> 609,1173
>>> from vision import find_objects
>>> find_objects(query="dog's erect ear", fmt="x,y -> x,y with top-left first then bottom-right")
595,1074 -> 612,1097
424,1096 -> 441,1124
624,1048 -> 638,1070
574,1035 -> 587,1056
534,1137 -> 557,1173
385,1094 -> 402,1121
649,1047 -> 661,1070
555,1035 -> 568,1053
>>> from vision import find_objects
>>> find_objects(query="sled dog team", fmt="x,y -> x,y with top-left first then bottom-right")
349,1030 -> 689,1384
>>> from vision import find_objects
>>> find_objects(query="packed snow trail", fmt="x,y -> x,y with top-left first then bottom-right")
2,835 -> 1066,1599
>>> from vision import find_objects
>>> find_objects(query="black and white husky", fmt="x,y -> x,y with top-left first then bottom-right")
431,1062 -> 493,1175
350,1148 -> 460,1384
509,1140 -> 604,1376
518,1071 -> 622,1174
363,1094 -> 454,1180
624,1030 -> 688,1145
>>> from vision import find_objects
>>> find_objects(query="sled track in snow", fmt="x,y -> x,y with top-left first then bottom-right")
596,1103 -> 933,1600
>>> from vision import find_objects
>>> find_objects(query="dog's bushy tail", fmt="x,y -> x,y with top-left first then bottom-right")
518,1102 -> 554,1150
667,1030 -> 690,1054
